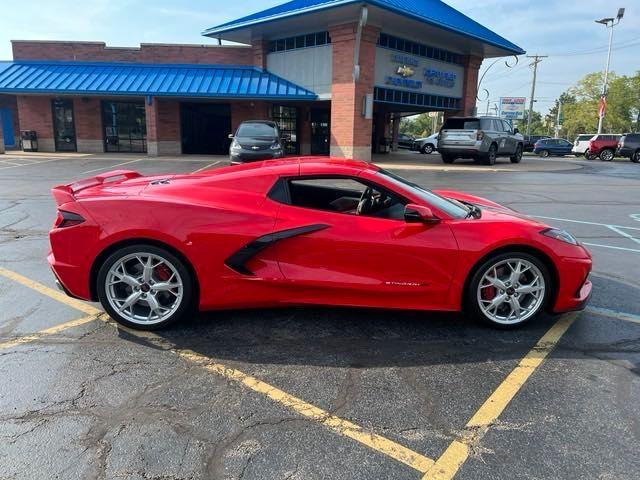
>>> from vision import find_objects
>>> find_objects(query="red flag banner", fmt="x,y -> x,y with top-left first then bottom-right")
598,95 -> 607,118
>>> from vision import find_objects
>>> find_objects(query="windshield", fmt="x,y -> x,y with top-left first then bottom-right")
236,123 -> 277,138
442,118 -> 480,130
377,169 -> 469,219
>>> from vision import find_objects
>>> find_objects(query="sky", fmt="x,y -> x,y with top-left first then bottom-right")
0,0 -> 637,115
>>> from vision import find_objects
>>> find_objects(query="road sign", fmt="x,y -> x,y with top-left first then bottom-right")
499,97 -> 526,120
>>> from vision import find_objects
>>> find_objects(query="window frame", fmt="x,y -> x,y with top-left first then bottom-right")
267,174 -> 410,221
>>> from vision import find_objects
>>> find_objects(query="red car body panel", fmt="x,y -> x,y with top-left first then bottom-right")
49,157 -> 592,316
588,137 -> 619,156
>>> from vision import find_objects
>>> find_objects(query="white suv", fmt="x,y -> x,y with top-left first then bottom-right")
572,134 -> 595,157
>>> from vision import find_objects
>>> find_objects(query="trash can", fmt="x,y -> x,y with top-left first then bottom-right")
21,130 -> 38,152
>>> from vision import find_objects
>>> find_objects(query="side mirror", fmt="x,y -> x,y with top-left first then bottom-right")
404,204 -> 439,224
228,134 -> 234,139
513,128 -> 519,135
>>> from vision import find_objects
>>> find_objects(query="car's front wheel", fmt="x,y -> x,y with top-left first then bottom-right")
466,253 -> 550,328
421,143 -> 434,154
510,144 -> 523,163
539,149 -> 550,158
632,150 -> 640,163
97,244 -> 194,330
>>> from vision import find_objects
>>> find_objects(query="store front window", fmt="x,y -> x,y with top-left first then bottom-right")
101,101 -> 147,153
272,105 -> 299,155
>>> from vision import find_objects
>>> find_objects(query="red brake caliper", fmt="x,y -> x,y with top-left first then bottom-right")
481,285 -> 497,301
155,264 -> 172,281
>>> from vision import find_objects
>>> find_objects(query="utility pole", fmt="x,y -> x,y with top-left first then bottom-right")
554,101 -> 562,138
595,8 -> 625,134
526,55 -> 547,138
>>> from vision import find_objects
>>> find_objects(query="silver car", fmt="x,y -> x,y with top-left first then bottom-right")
414,133 -> 439,154
438,116 -> 524,165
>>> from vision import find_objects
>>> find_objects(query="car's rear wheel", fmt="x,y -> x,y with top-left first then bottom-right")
510,144 -> 523,163
466,253 -> 550,328
97,244 -> 194,330
600,149 -> 614,162
632,150 -> 640,163
421,143 -> 434,154
484,144 -> 498,165
539,149 -> 550,158
441,154 -> 455,164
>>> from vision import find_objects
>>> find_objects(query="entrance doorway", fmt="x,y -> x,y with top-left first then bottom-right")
0,108 -> 15,148
101,101 -> 147,153
310,108 -> 329,155
52,99 -> 76,152
181,103 -> 231,154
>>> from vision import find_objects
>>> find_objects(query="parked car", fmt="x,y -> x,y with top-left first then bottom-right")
533,138 -> 573,157
523,135 -> 550,152
438,116 -> 524,165
397,133 -> 416,149
617,133 -> 640,163
585,134 -> 621,161
414,133 -> 439,154
49,158 -> 592,330
572,134 -> 596,157
229,121 -> 284,164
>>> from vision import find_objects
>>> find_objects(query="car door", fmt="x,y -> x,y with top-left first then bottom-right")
268,174 -> 459,311
492,119 -> 509,154
501,120 -> 518,154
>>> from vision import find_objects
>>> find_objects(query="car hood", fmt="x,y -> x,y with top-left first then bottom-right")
236,136 -> 277,146
434,189 -> 548,226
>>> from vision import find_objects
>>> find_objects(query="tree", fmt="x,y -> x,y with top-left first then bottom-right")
400,114 -> 440,137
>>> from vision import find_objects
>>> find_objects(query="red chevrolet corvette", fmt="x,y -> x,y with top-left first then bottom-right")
49,157 -> 592,330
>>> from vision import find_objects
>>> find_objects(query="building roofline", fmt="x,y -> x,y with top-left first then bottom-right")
202,0 -> 525,56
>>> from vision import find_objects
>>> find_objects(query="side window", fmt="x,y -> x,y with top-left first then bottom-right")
286,177 -> 406,220
501,120 -> 512,133
491,119 -> 503,132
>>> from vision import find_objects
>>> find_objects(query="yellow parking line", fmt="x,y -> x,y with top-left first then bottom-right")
0,265 -> 435,473
0,314 -> 100,350
0,266 -> 101,315
177,349 -> 435,473
422,312 -> 578,480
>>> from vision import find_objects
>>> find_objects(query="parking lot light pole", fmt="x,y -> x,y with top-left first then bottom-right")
595,8 -> 625,134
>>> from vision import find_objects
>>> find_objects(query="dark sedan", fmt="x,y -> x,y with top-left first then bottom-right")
229,121 -> 285,164
533,138 -> 573,157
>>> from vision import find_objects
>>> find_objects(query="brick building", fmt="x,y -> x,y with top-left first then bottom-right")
0,0 -> 524,160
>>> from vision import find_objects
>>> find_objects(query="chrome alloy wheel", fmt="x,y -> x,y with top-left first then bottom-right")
105,252 -> 184,326
476,258 -> 545,325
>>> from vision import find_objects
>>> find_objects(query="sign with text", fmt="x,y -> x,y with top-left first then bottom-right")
375,48 -> 464,98
499,97 -> 526,120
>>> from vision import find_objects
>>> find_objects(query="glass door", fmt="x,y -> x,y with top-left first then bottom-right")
272,105 -> 299,154
101,101 -> 147,153
52,99 -> 77,152
310,109 -> 330,155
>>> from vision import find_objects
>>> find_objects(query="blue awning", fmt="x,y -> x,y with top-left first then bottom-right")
203,0 -> 525,56
0,61 -> 318,100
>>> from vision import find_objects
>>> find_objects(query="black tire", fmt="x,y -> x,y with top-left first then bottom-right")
442,154 -> 455,164
421,143 -> 434,154
97,244 -> 195,330
539,149 -> 550,158
510,144 -> 523,163
599,149 -> 614,162
465,252 -> 552,329
484,144 -> 497,165
632,150 -> 640,163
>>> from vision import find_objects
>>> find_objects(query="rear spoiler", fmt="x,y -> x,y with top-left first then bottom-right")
52,170 -> 142,206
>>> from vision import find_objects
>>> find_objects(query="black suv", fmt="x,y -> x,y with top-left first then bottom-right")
229,121 -> 284,164
617,133 -> 640,163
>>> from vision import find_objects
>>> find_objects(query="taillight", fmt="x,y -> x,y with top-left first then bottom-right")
55,210 -> 85,228
476,130 -> 484,141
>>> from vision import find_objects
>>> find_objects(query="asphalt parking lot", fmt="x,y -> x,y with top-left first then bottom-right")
1,150 -> 639,479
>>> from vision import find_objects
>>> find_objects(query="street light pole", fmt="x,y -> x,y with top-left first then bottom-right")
596,8 -> 625,134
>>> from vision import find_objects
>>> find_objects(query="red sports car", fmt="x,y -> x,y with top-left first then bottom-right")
49,157 -> 592,330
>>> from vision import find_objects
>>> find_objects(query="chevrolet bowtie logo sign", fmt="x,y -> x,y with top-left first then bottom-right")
251,146 -> 260,150
395,65 -> 415,78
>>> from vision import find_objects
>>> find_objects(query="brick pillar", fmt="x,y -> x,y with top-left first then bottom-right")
16,96 -> 55,152
329,23 -> 379,161
252,38 -> 269,69
73,98 -> 103,153
459,55 -> 483,116
145,98 -> 181,156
